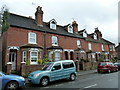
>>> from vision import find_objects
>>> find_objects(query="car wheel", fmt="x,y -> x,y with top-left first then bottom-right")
5,81 -> 19,90
70,73 -> 76,81
116,69 -> 118,72
108,70 -> 111,73
40,77 -> 49,86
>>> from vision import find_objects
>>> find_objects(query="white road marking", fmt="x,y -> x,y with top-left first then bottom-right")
84,84 -> 97,88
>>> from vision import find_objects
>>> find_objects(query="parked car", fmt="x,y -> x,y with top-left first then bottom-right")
114,62 -> 120,70
97,62 -> 118,73
28,60 -> 77,86
0,71 -> 25,90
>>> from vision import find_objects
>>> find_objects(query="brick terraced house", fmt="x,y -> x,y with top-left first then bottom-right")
1,6 -> 116,74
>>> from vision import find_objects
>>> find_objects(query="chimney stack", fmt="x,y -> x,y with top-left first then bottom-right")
72,21 -> 78,33
35,6 -> 43,26
94,27 -> 102,40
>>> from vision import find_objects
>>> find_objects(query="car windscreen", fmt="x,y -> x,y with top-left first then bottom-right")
42,63 -> 54,71
99,62 -> 107,66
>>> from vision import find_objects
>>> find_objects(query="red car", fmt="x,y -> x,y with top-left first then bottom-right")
97,62 -> 118,73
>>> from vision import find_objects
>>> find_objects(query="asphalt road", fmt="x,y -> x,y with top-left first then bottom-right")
22,71 -> 119,90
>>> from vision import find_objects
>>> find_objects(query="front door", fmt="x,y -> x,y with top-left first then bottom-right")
9,51 -> 16,70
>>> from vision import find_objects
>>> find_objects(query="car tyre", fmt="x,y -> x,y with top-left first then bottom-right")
5,81 -> 19,90
70,73 -> 76,81
40,77 -> 49,87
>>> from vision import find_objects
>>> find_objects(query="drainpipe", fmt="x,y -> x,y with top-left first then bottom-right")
43,31 -> 47,57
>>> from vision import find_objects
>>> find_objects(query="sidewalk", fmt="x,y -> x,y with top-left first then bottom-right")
77,69 -> 97,76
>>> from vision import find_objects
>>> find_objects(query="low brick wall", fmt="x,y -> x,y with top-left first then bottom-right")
83,62 -> 98,71
21,63 -> 44,76
25,64 -> 44,73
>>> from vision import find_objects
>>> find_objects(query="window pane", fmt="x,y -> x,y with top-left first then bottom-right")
31,57 -> 37,62
55,52 -> 60,61
53,63 -> 61,70
52,36 -> 58,45
29,32 -> 36,44
31,52 -> 37,56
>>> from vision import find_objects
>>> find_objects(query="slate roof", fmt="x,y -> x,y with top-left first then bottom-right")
7,13 -> 115,45
7,13 -> 84,39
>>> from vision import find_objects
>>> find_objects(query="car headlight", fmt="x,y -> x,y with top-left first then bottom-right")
34,73 -> 40,78
19,77 -> 25,80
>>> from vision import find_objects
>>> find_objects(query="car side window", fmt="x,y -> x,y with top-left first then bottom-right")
62,62 -> 74,69
52,63 -> 61,71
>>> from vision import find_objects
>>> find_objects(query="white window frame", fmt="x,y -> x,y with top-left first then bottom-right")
101,44 -> 104,51
30,51 -> 38,64
50,23 -> 56,30
28,32 -> 36,44
68,25 -> 73,33
88,43 -> 92,50
52,36 -> 58,46
94,34 -> 97,39
83,32 -> 87,37
77,40 -> 81,48
22,51 -> 27,62
49,51 -> 53,61
55,51 -> 60,61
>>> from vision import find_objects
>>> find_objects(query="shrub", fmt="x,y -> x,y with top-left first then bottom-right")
26,60 -> 30,65
37,59 -> 42,64
42,55 -> 50,64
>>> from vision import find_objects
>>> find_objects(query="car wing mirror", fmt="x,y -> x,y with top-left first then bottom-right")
51,68 -> 55,71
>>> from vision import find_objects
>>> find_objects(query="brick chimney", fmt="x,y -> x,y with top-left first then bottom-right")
72,21 -> 78,33
94,27 -> 102,40
35,6 -> 43,26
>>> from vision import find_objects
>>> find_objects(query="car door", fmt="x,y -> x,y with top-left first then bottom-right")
50,63 -> 63,81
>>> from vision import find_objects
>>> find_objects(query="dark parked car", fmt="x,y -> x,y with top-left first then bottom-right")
97,62 -> 118,73
0,71 -> 25,90
114,62 -> 120,70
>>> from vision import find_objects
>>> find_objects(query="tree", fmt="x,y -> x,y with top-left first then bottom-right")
0,5 -> 10,36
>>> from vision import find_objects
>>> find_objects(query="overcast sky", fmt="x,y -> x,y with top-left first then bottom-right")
0,0 -> 119,46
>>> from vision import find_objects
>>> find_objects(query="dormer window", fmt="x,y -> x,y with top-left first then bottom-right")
68,25 -> 73,33
83,31 -> 87,37
94,33 -> 97,39
50,19 -> 57,30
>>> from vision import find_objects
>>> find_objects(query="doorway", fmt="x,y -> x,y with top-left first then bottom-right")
65,51 -> 68,60
9,50 -> 17,70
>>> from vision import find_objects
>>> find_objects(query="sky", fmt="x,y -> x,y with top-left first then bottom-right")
0,0 -> 119,46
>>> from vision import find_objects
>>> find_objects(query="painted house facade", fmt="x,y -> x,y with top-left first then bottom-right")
1,6 -> 116,73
